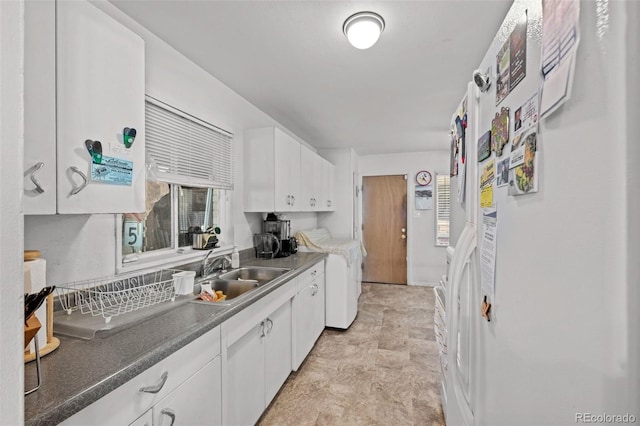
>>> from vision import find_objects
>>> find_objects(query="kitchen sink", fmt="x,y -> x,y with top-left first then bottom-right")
192,267 -> 291,305
194,279 -> 259,302
218,267 -> 291,284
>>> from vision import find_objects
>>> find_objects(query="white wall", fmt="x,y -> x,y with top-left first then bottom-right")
24,1 -> 317,285
359,150 -> 449,285
0,0 -> 25,423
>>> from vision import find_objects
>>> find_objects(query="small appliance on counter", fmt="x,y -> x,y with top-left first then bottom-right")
262,213 -> 297,257
253,233 -> 281,259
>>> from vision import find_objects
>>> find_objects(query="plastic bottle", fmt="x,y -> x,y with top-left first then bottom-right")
231,246 -> 240,269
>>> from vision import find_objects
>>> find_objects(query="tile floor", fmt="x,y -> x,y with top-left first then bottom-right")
259,282 -> 445,426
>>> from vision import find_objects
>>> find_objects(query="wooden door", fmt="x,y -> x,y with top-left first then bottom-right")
362,175 -> 407,284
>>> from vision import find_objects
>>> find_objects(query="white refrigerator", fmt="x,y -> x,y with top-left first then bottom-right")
439,1 -> 640,425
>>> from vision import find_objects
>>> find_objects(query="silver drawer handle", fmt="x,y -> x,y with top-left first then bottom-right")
139,371 -> 168,393
311,283 -> 318,296
69,166 -> 88,195
291,195 -> 296,205
260,320 -> 266,338
160,408 -> 176,426
266,317 -> 274,334
29,162 -> 45,194
286,195 -> 291,205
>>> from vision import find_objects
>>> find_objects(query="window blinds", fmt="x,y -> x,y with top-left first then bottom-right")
145,97 -> 234,189
435,174 -> 451,247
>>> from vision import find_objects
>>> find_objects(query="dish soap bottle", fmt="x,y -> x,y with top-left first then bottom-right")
231,246 -> 240,269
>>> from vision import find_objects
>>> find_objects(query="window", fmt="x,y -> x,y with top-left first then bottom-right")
435,173 -> 451,247
118,97 -> 234,270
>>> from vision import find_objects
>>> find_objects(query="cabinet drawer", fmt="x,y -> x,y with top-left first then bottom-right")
297,260 -> 325,291
61,326 -> 221,426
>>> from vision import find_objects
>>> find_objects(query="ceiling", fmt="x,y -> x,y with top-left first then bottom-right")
111,1 -> 511,155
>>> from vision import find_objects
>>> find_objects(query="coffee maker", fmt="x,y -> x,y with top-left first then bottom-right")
262,213 -> 297,257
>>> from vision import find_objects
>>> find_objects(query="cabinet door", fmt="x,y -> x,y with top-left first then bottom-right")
226,322 -> 266,426
129,410 -> 152,426
294,284 -> 315,370
288,137 -> 302,211
274,129 -> 292,211
312,155 -> 323,210
265,299 -> 292,404
300,146 -> 315,211
312,274 -> 326,340
326,162 -> 335,211
153,357 -> 221,426
321,160 -> 336,211
24,0 -> 56,214
56,0 -> 145,214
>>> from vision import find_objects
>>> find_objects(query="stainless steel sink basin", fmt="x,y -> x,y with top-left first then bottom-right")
192,267 -> 291,306
193,279 -> 259,303
218,267 -> 291,284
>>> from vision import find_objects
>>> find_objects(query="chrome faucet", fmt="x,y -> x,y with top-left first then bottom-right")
202,253 -> 232,277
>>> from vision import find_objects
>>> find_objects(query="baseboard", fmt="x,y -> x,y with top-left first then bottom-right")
408,281 -> 437,287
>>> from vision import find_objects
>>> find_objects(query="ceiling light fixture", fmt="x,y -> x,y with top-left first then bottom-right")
343,11 -> 385,50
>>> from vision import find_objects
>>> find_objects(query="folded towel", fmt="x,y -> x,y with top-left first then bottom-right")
295,228 -> 366,265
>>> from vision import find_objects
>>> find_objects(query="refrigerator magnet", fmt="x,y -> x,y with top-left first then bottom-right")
478,131 -> 491,162
492,107 -> 510,157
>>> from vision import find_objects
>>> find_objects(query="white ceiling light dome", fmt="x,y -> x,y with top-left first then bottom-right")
343,11 -> 385,50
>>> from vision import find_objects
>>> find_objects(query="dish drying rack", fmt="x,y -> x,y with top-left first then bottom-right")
56,269 -> 182,324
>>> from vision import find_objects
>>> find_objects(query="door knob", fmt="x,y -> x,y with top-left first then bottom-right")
401,235 -> 406,240
401,228 -> 406,233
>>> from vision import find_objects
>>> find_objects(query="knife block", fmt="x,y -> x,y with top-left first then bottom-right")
24,294 -> 60,363
24,315 -> 42,349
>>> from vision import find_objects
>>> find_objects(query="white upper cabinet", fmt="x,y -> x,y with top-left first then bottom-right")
274,130 -> 301,211
55,0 -> 145,213
244,127 -> 334,213
24,0 -> 57,214
245,127 -> 301,212
300,145 -> 323,211
321,159 -> 336,211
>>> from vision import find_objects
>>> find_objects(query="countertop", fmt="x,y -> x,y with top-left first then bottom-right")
24,252 -> 327,426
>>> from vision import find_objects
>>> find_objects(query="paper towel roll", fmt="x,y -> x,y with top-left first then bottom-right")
23,259 -> 47,353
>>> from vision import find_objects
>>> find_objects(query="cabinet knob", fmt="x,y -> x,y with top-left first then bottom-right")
28,162 -> 45,194
139,371 -> 168,394
160,408 -> 176,426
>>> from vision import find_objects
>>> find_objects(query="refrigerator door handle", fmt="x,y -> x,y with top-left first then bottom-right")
448,224 -> 477,426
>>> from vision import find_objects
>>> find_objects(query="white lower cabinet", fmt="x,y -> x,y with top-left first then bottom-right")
129,410 -> 152,426
225,322 -> 265,425
152,357 -> 222,426
58,267 -> 326,426
222,278 -> 296,426
60,327 -> 221,426
264,300 -> 294,403
293,261 -> 326,370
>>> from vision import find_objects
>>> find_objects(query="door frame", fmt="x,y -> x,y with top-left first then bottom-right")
359,172 -> 411,285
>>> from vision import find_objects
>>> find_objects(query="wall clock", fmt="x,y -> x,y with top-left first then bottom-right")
416,170 -> 432,186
